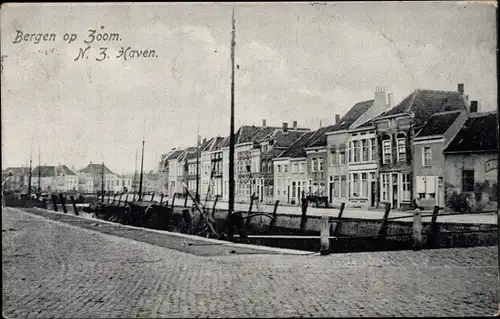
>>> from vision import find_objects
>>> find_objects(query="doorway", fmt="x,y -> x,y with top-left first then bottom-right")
392,174 -> 398,208
329,182 -> 333,203
370,181 -> 376,207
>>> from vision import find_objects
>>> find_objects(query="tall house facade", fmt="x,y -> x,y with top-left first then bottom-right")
374,84 -> 468,209
305,126 -> 336,198
77,162 -> 116,193
413,109 -> 469,208
274,131 -> 315,205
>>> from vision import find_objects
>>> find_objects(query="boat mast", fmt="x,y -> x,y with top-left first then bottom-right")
38,145 -> 41,194
101,160 -> 104,201
133,148 -> 138,191
227,6 -> 236,239
196,114 -> 200,202
138,140 -> 145,201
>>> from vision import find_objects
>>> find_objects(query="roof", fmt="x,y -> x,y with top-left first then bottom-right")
259,129 -> 310,149
3,167 -> 30,175
379,89 -> 467,128
78,163 -> 114,175
177,147 -> 197,162
277,131 -> 316,158
416,110 -> 462,137
165,149 -> 184,161
331,100 -> 374,132
306,125 -> 336,148
31,165 -> 76,177
444,112 -> 498,153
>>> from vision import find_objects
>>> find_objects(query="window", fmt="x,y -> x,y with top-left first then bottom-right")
370,138 -> 376,161
292,181 -> 296,197
331,152 -> 338,165
284,165 -> 288,173
334,176 -> 340,197
318,157 -> 324,172
352,173 -> 359,197
361,173 -> 368,197
397,133 -> 406,162
299,163 -> 305,173
311,157 -> 317,172
353,141 -> 360,163
462,170 -> 474,192
339,151 -> 346,165
292,163 -> 298,173
402,173 -> 411,201
381,173 -> 390,201
382,138 -> 392,164
362,140 -> 369,162
277,165 -> 281,173
423,147 -> 432,166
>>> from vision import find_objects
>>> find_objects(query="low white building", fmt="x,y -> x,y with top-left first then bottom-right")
32,165 -> 79,192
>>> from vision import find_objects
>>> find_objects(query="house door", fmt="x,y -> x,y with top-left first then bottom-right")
297,185 -> 301,204
392,174 -> 398,209
329,182 -> 333,203
370,181 -> 376,207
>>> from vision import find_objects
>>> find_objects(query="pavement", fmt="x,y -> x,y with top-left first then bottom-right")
104,195 -> 498,225
3,207 -> 500,318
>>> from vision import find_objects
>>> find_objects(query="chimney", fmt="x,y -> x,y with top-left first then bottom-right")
470,100 -> 478,113
375,86 -> 387,104
335,114 -> 341,124
282,122 -> 288,133
262,119 -> 266,127
457,83 -> 464,95
387,93 -> 393,107
292,121 -> 297,129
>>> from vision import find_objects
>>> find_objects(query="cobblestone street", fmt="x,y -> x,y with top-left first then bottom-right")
2,207 -> 499,318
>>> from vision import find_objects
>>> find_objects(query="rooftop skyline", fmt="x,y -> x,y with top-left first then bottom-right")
1,2 -> 497,173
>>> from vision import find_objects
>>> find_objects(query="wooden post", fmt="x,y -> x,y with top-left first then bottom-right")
412,211 -> 423,250
51,194 -> 58,212
182,208 -> 193,234
245,195 -> 255,228
117,193 -> 122,207
70,195 -> 78,216
300,197 -> 308,232
59,194 -> 68,214
106,194 -> 111,204
132,192 -> 136,202
124,194 -> 129,206
333,202 -> 346,237
427,205 -> 440,248
378,203 -> 391,237
184,194 -> 188,207
151,193 -> 155,202
159,193 -> 164,205
320,216 -> 330,255
171,195 -> 176,211
269,200 -> 279,230
212,195 -> 219,219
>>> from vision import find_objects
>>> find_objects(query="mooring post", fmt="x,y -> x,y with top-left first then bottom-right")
412,211 -> 423,250
212,195 -> 219,219
117,193 -> 122,207
333,202 -> 346,237
107,194 -> 111,204
182,208 -> 193,234
245,195 -> 255,228
170,195 -> 176,211
378,203 -> 391,237
159,193 -> 164,205
320,215 -> 330,255
59,194 -> 68,214
124,194 -> 129,206
269,200 -> 279,230
184,194 -> 188,208
427,205 -> 440,248
300,197 -> 309,232
151,193 -> 155,202
70,195 -> 78,216
51,194 -> 58,212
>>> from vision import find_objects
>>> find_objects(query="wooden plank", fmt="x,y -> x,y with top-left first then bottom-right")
333,202 -> 346,237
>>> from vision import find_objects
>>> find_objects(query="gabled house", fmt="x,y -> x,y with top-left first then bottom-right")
164,148 -> 185,197
273,131 -> 315,205
327,87 -> 388,208
78,162 -> 115,193
374,84 -> 469,209
253,121 -> 310,204
31,165 -> 78,193
413,108 -> 469,208
199,136 -> 225,199
2,167 -> 30,192
443,110 -> 497,212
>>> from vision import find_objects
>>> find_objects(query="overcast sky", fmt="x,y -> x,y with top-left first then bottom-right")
1,2 -> 497,174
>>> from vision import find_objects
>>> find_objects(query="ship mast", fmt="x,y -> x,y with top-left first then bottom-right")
227,6 -> 236,240
38,145 -> 41,194
138,140 -> 145,201
195,114 -> 200,203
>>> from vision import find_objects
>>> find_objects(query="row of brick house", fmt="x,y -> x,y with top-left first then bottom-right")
3,162 -> 161,195
159,83 -> 496,211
